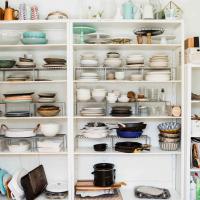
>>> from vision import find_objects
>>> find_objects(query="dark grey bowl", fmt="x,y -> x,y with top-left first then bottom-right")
0,60 -> 16,68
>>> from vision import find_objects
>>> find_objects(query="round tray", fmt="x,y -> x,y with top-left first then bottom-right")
134,28 -> 164,36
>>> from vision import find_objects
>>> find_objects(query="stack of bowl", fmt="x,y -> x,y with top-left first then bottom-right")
21,31 -> 48,45
16,55 -> 36,68
80,53 -> 98,67
38,93 -> 56,103
43,58 -> 66,68
79,72 -> 99,81
77,88 -> 91,102
158,122 -> 181,151
92,88 -> 107,102
104,52 -> 122,68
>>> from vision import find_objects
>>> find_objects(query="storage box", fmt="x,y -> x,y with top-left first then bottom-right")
191,120 -> 200,137
185,48 -> 200,64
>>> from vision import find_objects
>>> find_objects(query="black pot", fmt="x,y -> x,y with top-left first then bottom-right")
93,143 -> 107,152
92,163 -> 115,187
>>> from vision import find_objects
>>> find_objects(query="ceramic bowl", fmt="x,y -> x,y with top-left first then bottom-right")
118,96 -> 129,103
21,38 -> 48,45
107,52 -> 120,58
23,31 -> 46,38
81,53 -> 96,60
40,123 -> 60,137
0,32 -> 21,45
104,58 -> 122,67
158,122 -> 181,133
0,60 -> 16,68
8,142 -> 30,152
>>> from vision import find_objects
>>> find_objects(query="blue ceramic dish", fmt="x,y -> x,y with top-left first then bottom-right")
23,31 -> 46,38
21,38 -> 48,45
117,130 -> 143,138
158,122 -> 181,132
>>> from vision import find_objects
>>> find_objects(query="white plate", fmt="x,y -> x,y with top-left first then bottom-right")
46,181 -> 68,193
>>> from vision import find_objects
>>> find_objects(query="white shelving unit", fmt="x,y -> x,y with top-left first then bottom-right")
72,19 -> 184,200
185,63 -> 200,199
0,17 -> 184,200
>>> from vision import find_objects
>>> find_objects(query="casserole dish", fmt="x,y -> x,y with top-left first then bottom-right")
1,124 -> 37,138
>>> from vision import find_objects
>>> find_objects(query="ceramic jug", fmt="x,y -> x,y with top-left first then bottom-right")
0,8 -> 4,20
143,0 -> 154,19
4,7 -> 18,20
122,0 -> 136,19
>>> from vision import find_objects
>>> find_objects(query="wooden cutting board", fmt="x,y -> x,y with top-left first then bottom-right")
75,180 -> 126,191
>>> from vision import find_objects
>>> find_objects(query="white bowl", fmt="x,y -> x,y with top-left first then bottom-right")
115,71 -> 125,80
40,123 -> 60,137
81,53 -> 96,60
80,59 -> 98,66
8,142 -> 30,152
104,58 -> 122,67
92,95 -> 106,102
0,31 -> 21,45
77,95 -> 91,102
106,96 -> 118,103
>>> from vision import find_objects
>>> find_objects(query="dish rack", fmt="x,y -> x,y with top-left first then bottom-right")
0,134 -> 67,153
75,135 -> 150,150
75,66 -> 176,81
0,67 -> 67,81
76,100 -> 171,117
0,102 -> 66,117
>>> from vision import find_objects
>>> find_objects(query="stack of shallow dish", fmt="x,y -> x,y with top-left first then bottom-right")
145,70 -> 171,81
38,93 -> 56,103
158,122 -> 181,151
43,58 -> 66,68
80,107 -> 105,116
5,111 -> 31,117
7,74 -> 31,82
37,139 -> 63,152
149,55 -> 168,68
21,31 -> 48,45
3,92 -> 34,103
126,55 -> 144,67
111,106 -> 132,117
84,33 -> 111,44
80,53 -> 98,67
79,72 -> 99,81
16,56 -> 36,68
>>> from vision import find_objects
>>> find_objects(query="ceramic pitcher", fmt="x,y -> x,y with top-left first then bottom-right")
122,0 -> 136,19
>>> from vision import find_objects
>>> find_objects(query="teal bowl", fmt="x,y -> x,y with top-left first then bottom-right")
23,31 -> 46,38
21,38 -> 48,45
0,60 -> 16,68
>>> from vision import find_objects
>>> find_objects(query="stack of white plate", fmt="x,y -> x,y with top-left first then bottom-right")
84,33 -> 111,44
79,72 -> 99,81
80,53 -> 98,67
145,70 -> 171,81
7,74 -> 31,81
80,107 -> 105,116
149,55 -> 169,68
126,55 -> 144,67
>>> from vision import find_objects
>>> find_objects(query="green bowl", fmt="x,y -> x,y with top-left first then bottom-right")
23,31 -> 46,38
21,38 -> 48,45
0,60 -> 16,68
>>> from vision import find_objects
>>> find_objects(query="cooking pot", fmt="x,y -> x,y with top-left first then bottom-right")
92,163 -> 115,187
117,129 -> 143,138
